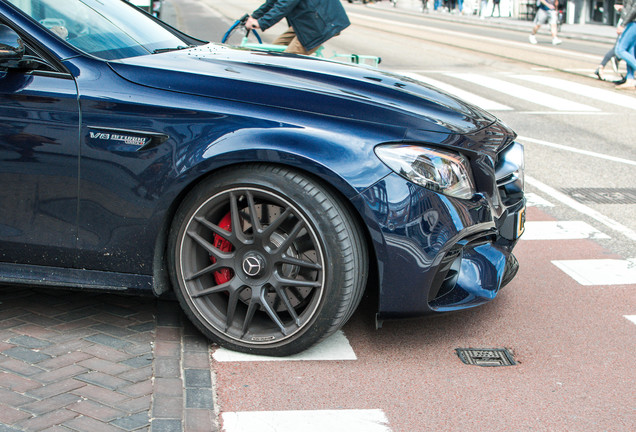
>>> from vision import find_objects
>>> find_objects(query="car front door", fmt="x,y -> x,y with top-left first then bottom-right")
0,23 -> 80,268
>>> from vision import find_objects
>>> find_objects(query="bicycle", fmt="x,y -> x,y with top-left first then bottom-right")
221,15 -> 381,67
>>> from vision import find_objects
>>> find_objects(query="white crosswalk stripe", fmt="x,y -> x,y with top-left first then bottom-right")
445,73 -> 600,112
513,75 -> 636,111
222,409 -> 392,432
212,330 -> 356,362
552,258 -> 636,286
521,221 -> 610,240
400,72 -> 513,111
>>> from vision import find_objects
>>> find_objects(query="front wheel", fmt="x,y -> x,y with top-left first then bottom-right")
168,165 -> 368,356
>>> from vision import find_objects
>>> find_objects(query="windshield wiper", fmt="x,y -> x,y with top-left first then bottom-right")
152,45 -> 193,54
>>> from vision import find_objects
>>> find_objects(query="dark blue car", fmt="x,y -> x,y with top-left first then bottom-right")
0,0 -> 525,356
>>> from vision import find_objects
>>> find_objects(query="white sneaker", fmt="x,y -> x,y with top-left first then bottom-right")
529,34 -> 537,44
552,37 -> 562,45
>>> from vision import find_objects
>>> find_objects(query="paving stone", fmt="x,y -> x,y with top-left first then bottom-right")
0,424 -> 24,432
68,399 -> 125,422
16,408 -> 78,431
0,387 -> 38,406
82,344 -> 132,362
151,396 -> 183,419
150,419 -> 182,432
154,378 -> 183,398
33,364 -> 88,384
0,403 -> 32,424
118,379 -> 153,398
110,412 -> 150,431
78,357 -> 131,375
8,335 -> 52,349
63,415 -> 124,432
118,365 -> 152,384
182,351 -> 210,369
91,324 -> 136,338
75,371 -> 130,391
0,357 -> 46,376
185,388 -> 214,409
153,341 -> 180,358
21,393 -> 81,416
121,354 -> 153,369
0,371 -> 43,392
84,334 -> 132,350
155,358 -> 180,378
72,384 -> 129,406
184,408 -> 217,432
38,351 -> 93,369
155,327 -> 180,342
27,377 -> 85,399
184,369 -> 211,388
3,346 -> 52,363
121,395 -> 152,414
129,322 -> 155,333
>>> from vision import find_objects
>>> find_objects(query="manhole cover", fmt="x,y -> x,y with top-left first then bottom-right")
455,348 -> 516,367
563,188 -> 636,205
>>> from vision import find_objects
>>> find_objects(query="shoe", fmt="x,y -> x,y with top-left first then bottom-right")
615,79 -> 636,90
529,34 -> 537,44
552,37 -> 562,45
610,56 -> 619,74
594,68 -> 605,81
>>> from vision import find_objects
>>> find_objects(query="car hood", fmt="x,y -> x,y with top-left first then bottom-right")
108,44 -> 497,135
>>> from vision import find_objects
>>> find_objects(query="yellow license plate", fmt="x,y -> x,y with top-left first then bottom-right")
517,206 -> 526,238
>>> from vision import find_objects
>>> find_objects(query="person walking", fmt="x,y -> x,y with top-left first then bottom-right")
529,0 -> 562,46
615,0 -> 636,89
245,0 -> 350,56
491,0 -> 501,18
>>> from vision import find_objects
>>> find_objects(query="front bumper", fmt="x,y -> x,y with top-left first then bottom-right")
358,141 -> 525,319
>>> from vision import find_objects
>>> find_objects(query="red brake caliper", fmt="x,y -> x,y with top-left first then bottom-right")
211,212 -> 233,285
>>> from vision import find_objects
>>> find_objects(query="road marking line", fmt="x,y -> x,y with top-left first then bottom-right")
348,11 -> 600,61
513,75 -> 636,111
398,72 -> 513,111
212,330 -> 356,362
624,315 -> 636,326
552,259 -> 636,285
446,73 -> 599,112
222,409 -> 392,432
518,136 -> 636,166
521,221 -> 610,240
525,192 -> 554,207
525,175 -> 636,241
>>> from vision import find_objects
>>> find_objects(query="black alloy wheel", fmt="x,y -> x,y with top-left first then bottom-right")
168,165 -> 368,356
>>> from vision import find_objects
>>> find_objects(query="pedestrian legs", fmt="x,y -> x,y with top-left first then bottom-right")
615,22 -> 636,89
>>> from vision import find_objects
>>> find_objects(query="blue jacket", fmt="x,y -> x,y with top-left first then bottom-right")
252,0 -> 350,51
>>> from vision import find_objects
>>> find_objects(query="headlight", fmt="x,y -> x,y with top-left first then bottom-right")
375,145 -> 476,200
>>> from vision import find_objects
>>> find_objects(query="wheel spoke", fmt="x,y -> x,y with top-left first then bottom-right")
279,254 -> 322,271
194,216 -> 233,245
241,298 -> 259,337
262,207 -> 292,237
225,288 -> 243,332
191,280 -> 233,298
260,289 -> 288,335
246,191 -> 263,233
185,262 -> 222,281
276,275 -> 321,289
186,231 -> 232,261
273,286 -> 300,326
230,192 -> 250,245
274,220 -> 304,253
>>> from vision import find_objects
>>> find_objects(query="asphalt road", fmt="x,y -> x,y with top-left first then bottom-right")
160,1 -> 636,431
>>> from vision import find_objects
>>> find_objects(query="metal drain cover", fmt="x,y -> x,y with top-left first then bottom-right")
456,348 -> 516,367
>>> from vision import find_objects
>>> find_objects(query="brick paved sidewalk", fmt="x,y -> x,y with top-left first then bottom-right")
0,287 -> 218,432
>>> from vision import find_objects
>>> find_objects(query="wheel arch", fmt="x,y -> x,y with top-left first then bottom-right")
152,156 -> 381,306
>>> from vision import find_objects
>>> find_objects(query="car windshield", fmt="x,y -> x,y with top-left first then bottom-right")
6,0 -> 189,59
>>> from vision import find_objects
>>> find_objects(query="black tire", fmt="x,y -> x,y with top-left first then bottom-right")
168,165 -> 368,356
